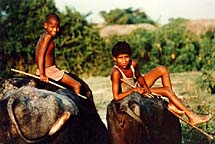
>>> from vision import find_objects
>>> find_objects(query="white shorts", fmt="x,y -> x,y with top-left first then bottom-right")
36,65 -> 65,81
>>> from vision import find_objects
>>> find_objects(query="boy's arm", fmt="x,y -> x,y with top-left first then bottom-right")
36,34 -> 51,82
133,61 -> 151,94
111,68 -> 145,101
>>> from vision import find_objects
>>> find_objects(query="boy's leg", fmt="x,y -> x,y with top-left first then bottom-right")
143,66 -> 172,89
144,66 -> 212,125
167,102 -> 185,115
150,87 -> 211,125
144,66 -> 183,111
61,73 -> 81,94
143,66 -> 182,113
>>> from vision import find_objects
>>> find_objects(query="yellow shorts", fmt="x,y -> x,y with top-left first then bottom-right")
36,65 -> 65,81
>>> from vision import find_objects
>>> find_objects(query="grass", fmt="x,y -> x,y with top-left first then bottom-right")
83,71 -> 215,144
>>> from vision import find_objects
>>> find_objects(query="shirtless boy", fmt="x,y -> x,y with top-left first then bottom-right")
35,13 -> 81,134
111,41 -> 212,125
35,13 -> 81,95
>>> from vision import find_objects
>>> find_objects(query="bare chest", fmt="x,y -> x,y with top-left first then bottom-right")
121,68 -> 133,78
46,42 -> 55,55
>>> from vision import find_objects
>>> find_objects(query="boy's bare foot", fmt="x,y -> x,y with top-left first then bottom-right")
168,103 -> 185,115
189,114 -> 212,125
49,111 -> 71,135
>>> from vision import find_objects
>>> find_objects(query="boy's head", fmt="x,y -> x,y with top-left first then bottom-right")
45,13 -> 60,23
112,41 -> 132,58
44,13 -> 60,37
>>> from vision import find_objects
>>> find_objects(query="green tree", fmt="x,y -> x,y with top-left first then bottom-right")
55,8 -> 108,76
197,30 -> 215,93
149,18 -> 200,72
0,0 -> 58,77
0,0 -> 108,77
99,8 -> 156,25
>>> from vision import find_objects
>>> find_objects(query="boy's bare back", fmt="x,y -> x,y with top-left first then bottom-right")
35,13 -> 81,94
36,33 -> 55,68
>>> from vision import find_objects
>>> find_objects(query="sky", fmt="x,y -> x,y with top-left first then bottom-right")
54,0 -> 215,24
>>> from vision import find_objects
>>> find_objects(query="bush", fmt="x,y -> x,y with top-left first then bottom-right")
197,30 -> 215,93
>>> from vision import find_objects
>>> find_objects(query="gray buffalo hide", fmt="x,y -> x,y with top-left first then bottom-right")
0,77 -> 108,144
107,92 -> 182,144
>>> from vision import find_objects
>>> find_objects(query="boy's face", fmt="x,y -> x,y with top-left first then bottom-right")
44,17 -> 60,37
114,54 -> 130,69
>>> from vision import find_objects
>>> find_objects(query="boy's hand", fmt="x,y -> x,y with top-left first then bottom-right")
143,86 -> 151,94
40,75 -> 49,83
134,87 -> 145,94
134,87 -> 151,94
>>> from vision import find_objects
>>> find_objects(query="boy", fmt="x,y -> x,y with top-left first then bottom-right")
111,41 -> 211,125
35,13 -> 81,95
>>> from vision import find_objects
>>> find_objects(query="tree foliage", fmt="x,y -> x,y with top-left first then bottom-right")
55,8 -> 109,76
0,0 -> 108,77
99,8 -> 156,25
0,0 -> 58,75
197,30 -> 215,93
149,18 -> 199,72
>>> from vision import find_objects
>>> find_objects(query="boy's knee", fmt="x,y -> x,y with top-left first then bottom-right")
74,81 -> 81,89
157,65 -> 168,74
73,81 -> 81,94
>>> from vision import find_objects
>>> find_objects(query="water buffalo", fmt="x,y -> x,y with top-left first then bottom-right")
0,75 -> 108,144
107,92 -> 182,144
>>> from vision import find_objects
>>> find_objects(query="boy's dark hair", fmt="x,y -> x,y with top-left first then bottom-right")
46,13 -> 60,22
112,41 -> 132,57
